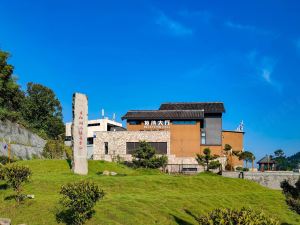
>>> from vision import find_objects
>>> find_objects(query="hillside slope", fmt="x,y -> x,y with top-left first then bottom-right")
0,160 -> 299,225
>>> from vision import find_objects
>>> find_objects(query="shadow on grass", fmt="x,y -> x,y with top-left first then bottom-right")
56,208 -> 95,225
171,214 -> 194,225
66,159 -> 72,170
0,183 -> 8,190
184,209 -> 199,222
4,195 -> 16,201
56,209 -> 74,225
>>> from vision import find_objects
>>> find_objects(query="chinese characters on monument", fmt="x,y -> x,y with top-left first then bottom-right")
72,93 -> 88,175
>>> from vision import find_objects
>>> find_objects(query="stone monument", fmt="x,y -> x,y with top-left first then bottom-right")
72,93 -> 88,175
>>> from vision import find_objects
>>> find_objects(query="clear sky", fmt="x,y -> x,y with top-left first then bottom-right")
1,0 -> 300,160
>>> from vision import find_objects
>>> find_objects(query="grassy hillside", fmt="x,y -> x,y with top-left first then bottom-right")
0,160 -> 299,225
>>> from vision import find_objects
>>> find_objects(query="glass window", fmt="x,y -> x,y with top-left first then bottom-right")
128,120 -> 142,125
104,142 -> 108,154
87,137 -> 93,145
201,131 -> 206,144
88,123 -> 100,127
126,142 -> 167,154
172,121 -> 196,125
65,136 -> 72,141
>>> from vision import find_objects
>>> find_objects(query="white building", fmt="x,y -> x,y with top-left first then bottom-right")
65,117 -> 125,158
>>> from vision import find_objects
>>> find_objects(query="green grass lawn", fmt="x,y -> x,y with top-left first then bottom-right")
0,160 -> 299,225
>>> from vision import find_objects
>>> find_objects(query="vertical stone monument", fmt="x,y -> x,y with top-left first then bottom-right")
72,93 -> 88,175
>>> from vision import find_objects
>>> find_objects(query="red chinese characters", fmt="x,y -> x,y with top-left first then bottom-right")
78,111 -> 84,150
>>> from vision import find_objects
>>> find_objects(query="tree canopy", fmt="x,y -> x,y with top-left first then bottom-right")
0,49 -> 64,139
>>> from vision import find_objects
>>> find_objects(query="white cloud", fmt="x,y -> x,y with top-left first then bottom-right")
156,12 -> 193,36
262,69 -> 272,83
178,10 -> 212,24
225,20 -> 271,35
247,51 -> 281,91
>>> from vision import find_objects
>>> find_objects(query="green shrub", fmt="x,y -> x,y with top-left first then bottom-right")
57,181 -> 105,225
0,164 -> 4,180
208,160 -> 221,170
2,164 -> 31,203
196,148 -> 220,172
43,140 -> 71,159
236,166 -> 243,171
64,146 -> 73,160
0,155 -> 16,165
132,141 -> 168,169
281,178 -> 300,214
197,207 -> 279,225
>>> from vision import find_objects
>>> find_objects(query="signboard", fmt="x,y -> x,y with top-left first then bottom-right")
143,120 -> 170,129
72,93 -> 88,175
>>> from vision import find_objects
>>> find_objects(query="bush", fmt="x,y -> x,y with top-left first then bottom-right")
0,155 -> 16,165
236,167 -> 249,171
132,141 -> 168,169
0,164 -> 4,180
281,178 -> 300,214
2,164 -> 31,203
57,181 -> 105,225
43,140 -> 71,159
208,160 -> 221,170
197,207 -> 279,225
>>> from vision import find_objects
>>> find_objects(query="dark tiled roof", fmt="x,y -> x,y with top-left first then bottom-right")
257,156 -> 276,164
121,110 -> 204,120
159,102 -> 225,113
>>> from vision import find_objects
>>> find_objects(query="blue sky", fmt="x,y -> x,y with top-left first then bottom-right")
1,0 -> 300,160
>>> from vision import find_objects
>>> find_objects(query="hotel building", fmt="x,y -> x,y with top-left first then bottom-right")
93,102 -> 244,170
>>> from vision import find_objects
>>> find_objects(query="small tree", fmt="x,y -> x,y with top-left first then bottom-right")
2,164 -> 31,203
281,178 -> 300,214
239,151 -> 254,169
196,148 -> 220,172
223,144 -> 242,171
57,181 -> 105,225
132,141 -> 168,169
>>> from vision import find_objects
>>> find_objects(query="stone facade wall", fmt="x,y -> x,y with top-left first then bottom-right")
222,171 -> 300,189
93,131 -> 170,161
0,120 -> 46,159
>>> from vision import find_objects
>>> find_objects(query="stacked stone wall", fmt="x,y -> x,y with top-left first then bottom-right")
0,120 -> 46,159
222,171 -> 300,189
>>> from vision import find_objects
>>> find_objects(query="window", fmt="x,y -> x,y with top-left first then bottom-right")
65,136 -> 72,141
88,123 -> 100,127
104,142 -> 108,154
128,120 -> 142,125
126,142 -> 136,154
172,120 -> 196,125
126,142 -> 167,154
201,131 -> 206,145
87,137 -> 94,145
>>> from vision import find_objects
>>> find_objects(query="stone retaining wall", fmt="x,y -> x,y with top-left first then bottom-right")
0,120 -> 46,159
222,171 -> 300,189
